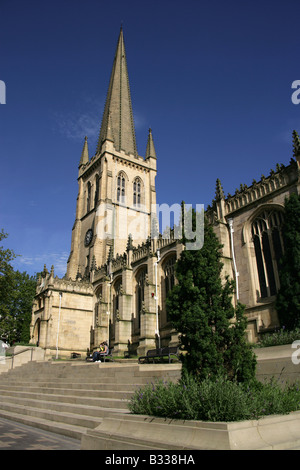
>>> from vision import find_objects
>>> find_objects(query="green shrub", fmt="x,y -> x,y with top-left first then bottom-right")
128,374 -> 300,422
257,327 -> 300,348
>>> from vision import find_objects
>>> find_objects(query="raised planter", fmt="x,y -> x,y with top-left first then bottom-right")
81,411 -> 300,450
81,344 -> 300,450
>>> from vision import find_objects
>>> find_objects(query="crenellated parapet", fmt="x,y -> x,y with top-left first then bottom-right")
207,157 -> 298,223
156,229 -> 178,251
132,239 -> 152,264
110,252 -> 128,271
86,229 -> 180,285
35,264 -> 93,296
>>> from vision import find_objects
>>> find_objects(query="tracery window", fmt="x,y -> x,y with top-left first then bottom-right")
86,182 -> 91,212
164,256 -> 176,297
133,177 -> 141,206
251,210 -> 284,299
94,286 -> 102,327
163,255 -> 176,321
136,267 -> 147,330
117,174 -> 126,203
113,278 -> 122,321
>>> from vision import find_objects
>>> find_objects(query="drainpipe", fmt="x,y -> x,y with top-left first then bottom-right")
154,250 -> 161,348
55,292 -> 63,359
107,260 -> 113,347
228,219 -> 239,301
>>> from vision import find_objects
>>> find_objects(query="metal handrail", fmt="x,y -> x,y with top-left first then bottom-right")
8,347 -> 35,369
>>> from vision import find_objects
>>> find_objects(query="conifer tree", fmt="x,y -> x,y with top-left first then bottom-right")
276,192 -> 300,330
166,212 -> 256,383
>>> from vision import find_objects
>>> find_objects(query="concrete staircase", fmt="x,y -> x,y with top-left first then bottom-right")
0,345 -> 299,450
0,361 -> 181,442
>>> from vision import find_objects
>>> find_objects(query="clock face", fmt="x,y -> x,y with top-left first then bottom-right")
84,229 -> 93,246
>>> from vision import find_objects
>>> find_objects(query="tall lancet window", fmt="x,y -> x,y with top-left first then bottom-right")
163,255 -> 176,322
251,209 -> 284,299
117,174 -> 126,204
136,267 -> 147,330
133,177 -> 141,206
87,182 -> 91,213
94,175 -> 100,208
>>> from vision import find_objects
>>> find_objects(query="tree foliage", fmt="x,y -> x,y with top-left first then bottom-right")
276,192 -> 300,330
166,213 -> 256,384
0,230 -> 36,344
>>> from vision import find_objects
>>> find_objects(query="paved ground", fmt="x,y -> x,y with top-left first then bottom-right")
0,417 -> 81,450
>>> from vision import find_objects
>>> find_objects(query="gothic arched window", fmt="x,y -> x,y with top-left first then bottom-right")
117,174 -> 126,204
163,255 -> 176,321
94,175 -> 100,208
94,286 -> 102,327
136,267 -> 147,330
251,209 -> 284,299
133,177 -> 141,206
164,256 -> 176,296
113,278 -> 122,321
86,182 -> 91,213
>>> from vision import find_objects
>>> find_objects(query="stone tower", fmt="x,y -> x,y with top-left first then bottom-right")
66,28 -> 157,280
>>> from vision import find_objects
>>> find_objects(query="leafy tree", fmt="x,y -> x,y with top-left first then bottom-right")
276,192 -> 300,330
0,230 -> 36,343
0,230 -> 17,340
166,213 -> 256,384
9,270 -> 37,343
0,229 -> 16,274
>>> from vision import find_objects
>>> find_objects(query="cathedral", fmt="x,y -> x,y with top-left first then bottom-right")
30,28 -> 300,358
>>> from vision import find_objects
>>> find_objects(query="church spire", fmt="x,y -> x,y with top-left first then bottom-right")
79,136 -> 89,167
145,128 -> 156,159
96,28 -> 137,156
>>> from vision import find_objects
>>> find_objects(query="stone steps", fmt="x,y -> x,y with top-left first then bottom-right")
0,390 -> 129,410
0,384 -> 133,399
0,408 -> 89,440
0,360 -> 181,443
1,350 -> 300,449
0,381 -> 139,392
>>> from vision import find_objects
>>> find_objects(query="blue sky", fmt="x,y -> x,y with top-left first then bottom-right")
1,0 -> 300,278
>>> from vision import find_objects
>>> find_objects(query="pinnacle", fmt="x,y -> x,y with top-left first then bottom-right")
292,130 -> 300,158
215,178 -> 225,201
79,136 -> 89,167
145,128 -> 157,159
